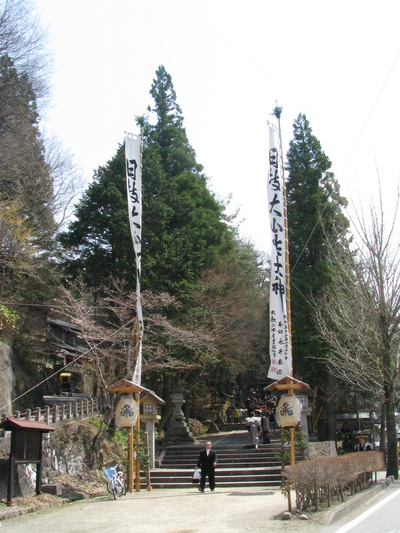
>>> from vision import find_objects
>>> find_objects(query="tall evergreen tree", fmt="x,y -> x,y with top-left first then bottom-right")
0,54 -> 54,241
0,53 -> 59,315
286,113 -> 349,387
59,145 -> 135,291
59,65 -> 233,296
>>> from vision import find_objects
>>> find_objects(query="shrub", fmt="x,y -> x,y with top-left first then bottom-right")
283,451 -> 385,511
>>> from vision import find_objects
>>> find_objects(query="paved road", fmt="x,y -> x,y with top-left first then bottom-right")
323,480 -> 400,533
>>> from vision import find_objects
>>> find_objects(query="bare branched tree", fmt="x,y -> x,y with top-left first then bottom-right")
314,188 -> 400,478
56,279 -> 217,409
43,134 -> 84,229
0,1 -> 83,303
0,0 -> 53,104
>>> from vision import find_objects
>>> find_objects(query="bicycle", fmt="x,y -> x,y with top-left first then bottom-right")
105,464 -> 126,499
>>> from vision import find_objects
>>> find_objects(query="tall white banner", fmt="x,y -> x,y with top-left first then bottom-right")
267,125 -> 292,380
125,133 -> 143,385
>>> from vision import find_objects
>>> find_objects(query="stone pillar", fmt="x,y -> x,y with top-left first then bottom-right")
298,395 -> 312,459
45,405 -> 50,425
53,404 -> 58,424
163,384 -> 194,444
207,405 -> 221,433
145,420 -> 156,468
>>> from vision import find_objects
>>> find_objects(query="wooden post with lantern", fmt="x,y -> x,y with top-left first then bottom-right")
267,376 -> 310,465
107,379 -> 164,492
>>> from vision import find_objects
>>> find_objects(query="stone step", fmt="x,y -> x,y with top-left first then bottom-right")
150,467 -> 281,478
161,448 -> 297,459
141,479 -> 282,489
152,429 -> 292,489
161,461 -> 280,469
162,446 -> 282,456
142,469 -> 282,489
162,451 -> 281,460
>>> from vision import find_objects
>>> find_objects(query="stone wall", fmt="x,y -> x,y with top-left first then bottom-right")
308,440 -> 337,459
0,421 -> 98,500
0,341 -> 13,416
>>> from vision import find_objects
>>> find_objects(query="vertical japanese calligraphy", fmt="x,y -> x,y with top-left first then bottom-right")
125,133 -> 143,385
267,125 -> 292,380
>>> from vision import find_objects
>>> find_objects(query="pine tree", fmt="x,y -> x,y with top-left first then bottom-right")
59,65 -> 233,296
286,113 -> 349,386
59,145 -> 136,291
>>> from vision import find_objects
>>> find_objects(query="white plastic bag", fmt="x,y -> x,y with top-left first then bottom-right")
192,469 -> 201,483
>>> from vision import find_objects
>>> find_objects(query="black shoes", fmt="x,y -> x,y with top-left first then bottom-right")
198,488 -> 204,492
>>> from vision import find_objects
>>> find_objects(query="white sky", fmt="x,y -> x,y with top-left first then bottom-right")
35,0 -> 400,255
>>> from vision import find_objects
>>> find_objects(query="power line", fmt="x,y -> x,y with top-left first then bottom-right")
0,315 -> 137,413
345,47 -> 400,167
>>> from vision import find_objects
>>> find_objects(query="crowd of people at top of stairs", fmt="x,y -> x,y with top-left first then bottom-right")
224,390 -> 278,449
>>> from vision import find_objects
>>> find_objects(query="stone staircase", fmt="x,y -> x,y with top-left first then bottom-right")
143,428 -> 285,489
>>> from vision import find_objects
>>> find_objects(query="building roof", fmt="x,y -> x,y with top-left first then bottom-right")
267,375 -> 312,393
0,417 -> 54,432
107,379 -> 165,404
47,317 -> 81,333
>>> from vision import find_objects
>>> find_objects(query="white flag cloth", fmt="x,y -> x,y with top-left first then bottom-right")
125,133 -> 142,265
125,133 -> 143,385
267,124 -> 292,380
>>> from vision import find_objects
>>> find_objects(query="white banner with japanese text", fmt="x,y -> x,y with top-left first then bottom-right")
125,133 -> 143,385
267,124 -> 292,380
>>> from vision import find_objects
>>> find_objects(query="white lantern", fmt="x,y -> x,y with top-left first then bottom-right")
276,394 -> 302,427
115,396 -> 139,427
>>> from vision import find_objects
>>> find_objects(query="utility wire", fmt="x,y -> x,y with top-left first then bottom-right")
345,48 -> 400,167
0,316 -> 136,413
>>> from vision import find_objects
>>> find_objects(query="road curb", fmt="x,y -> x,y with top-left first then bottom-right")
324,475 -> 394,525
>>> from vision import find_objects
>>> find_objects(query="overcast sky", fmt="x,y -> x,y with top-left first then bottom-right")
36,0 -> 400,255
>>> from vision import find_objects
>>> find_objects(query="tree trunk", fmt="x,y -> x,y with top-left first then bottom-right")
384,379 -> 399,479
326,378 -> 337,441
380,403 -> 386,458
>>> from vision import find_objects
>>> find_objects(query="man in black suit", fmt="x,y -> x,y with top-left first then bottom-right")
196,441 -> 218,492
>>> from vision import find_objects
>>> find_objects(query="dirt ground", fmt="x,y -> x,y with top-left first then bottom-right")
0,485 -> 331,533
1,473 -> 392,533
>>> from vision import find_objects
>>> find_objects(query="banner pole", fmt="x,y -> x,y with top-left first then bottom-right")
273,106 -> 296,467
135,403 -> 141,491
129,425 -> 134,492
274,107 -> 293,379
134,126 -> 143,492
